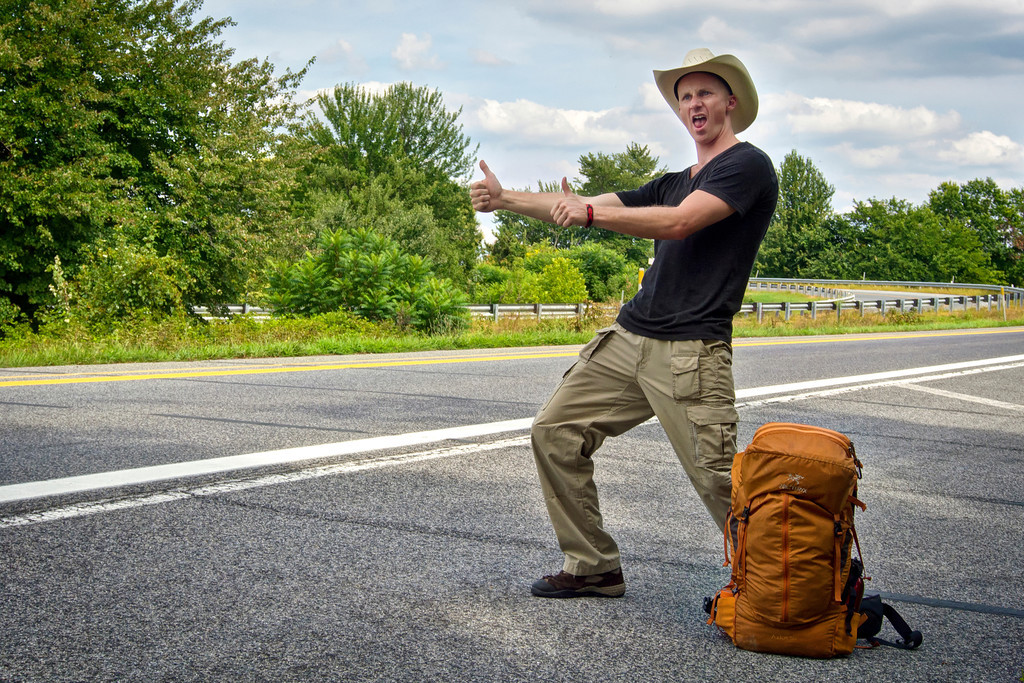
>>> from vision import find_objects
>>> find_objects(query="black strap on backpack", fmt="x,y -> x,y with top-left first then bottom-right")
857,594 -> 923,650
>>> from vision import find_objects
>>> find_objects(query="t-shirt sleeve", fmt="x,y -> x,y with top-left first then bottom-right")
697,148 -> 775,217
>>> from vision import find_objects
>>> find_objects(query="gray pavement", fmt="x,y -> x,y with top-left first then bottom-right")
2,329 -> 1023,681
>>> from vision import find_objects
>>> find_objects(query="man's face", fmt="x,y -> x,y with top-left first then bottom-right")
675,72 -> 737,144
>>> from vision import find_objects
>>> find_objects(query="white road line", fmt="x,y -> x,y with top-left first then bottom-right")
0,418 -> 531,505
2,354 -> 1023,514
735,360 -> 1024,409
900,384 -> 1024,412
733,354 -> 1024,398
0,437 -> 530,529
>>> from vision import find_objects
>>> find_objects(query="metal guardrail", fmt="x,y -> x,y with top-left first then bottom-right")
195,279 -> 1023,322
741,294 -> 1008,323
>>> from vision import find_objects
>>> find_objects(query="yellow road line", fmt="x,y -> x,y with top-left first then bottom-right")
0,351 -> 578,387
2,327 -> 1021,388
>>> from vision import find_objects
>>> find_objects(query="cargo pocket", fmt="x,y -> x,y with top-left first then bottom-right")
698,341 -> 735,403
578,325 -> 616,363
686,404 -> 739,469
671,354 -> 700,402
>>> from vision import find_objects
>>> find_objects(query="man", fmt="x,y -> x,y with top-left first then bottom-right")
470,49 -> 778,598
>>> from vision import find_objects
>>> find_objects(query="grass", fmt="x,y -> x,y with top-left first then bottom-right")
744,291 -> 818,304
2,301 -> 1022,369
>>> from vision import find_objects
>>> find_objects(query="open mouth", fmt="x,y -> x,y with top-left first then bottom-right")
692,114 -> 707,129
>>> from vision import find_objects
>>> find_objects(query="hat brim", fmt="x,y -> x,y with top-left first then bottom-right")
653,54 -> 758,134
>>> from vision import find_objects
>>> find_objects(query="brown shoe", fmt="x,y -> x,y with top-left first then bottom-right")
530,568 -> 625,598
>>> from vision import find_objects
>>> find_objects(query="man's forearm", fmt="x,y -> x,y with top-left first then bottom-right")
498,189 -> 577,223
551,189 -> 735,241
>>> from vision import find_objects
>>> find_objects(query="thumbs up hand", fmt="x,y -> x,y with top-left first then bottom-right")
551,177 -> 587,228
470,160 -> 503,213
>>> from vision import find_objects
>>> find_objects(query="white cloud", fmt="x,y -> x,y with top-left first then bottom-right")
468,98 -> 633,148
392,33 -> 442,70
768,93 -> 962,138
829,142 -> 902,168
937,131 -> 1024,166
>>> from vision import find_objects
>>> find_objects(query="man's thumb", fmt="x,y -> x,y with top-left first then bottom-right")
561,177 -> 572,196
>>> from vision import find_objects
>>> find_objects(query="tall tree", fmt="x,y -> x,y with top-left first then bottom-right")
754,150 -> 834,277
0,0 -> 308,318
829,198 -> 999,283
928,178 -> 1024,285
297,82 -> 481,284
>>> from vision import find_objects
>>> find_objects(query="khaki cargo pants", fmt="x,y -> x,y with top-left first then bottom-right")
531,322 -> 738,576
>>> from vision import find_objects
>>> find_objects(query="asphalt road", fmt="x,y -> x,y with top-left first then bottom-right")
2,327 -> 1023,682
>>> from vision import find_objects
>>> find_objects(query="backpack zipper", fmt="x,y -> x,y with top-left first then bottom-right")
781,492 -> 791,622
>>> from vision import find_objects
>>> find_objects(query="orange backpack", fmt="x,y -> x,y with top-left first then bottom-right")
704,423 -> 867,658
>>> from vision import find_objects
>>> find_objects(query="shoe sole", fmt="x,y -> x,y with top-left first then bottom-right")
530,583 -> 626,598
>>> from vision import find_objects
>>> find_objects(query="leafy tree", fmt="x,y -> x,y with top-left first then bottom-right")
297,82 -> 481,285
827,198 -> 999,283
266,227 -> 468,333
928,178 -> 1024,285
754,150 -> 834,277
0,0 -> 309,318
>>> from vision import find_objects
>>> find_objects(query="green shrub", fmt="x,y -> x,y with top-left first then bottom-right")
537,257 -> 588,303
266,227 -> 468,333
517,243 -> 634,302
68,243 -> 185,327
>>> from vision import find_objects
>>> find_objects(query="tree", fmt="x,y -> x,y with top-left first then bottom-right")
754,150 -> 834,277
829,198 -> 999,283
928,178 -> 1024,285
297,82 -> 481,285
0,0 -> 309,319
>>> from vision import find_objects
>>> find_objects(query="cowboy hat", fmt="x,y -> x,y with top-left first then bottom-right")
653,48 -> 758,134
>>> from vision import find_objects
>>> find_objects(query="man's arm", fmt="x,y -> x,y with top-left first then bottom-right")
470,160 -> 624,222
471,160 -> 734,240
550,178 -> 734,241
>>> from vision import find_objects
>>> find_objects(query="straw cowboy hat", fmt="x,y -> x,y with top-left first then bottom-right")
653,48 -> 758,134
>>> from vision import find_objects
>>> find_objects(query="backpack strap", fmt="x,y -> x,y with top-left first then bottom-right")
871,603 -> 923,650
858,595 -> 923,650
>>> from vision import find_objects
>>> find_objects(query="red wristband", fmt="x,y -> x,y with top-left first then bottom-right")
585,204 -> 594,228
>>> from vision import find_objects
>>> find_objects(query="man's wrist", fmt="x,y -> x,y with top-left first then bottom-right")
585,204 -> 594,228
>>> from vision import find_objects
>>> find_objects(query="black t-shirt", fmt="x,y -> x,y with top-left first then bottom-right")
614,142 -> 777,342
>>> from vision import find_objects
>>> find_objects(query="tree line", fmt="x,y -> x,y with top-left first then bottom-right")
2,0 -> 1022,336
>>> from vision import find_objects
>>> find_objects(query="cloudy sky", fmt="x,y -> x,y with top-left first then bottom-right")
202,0 -> 1023,239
